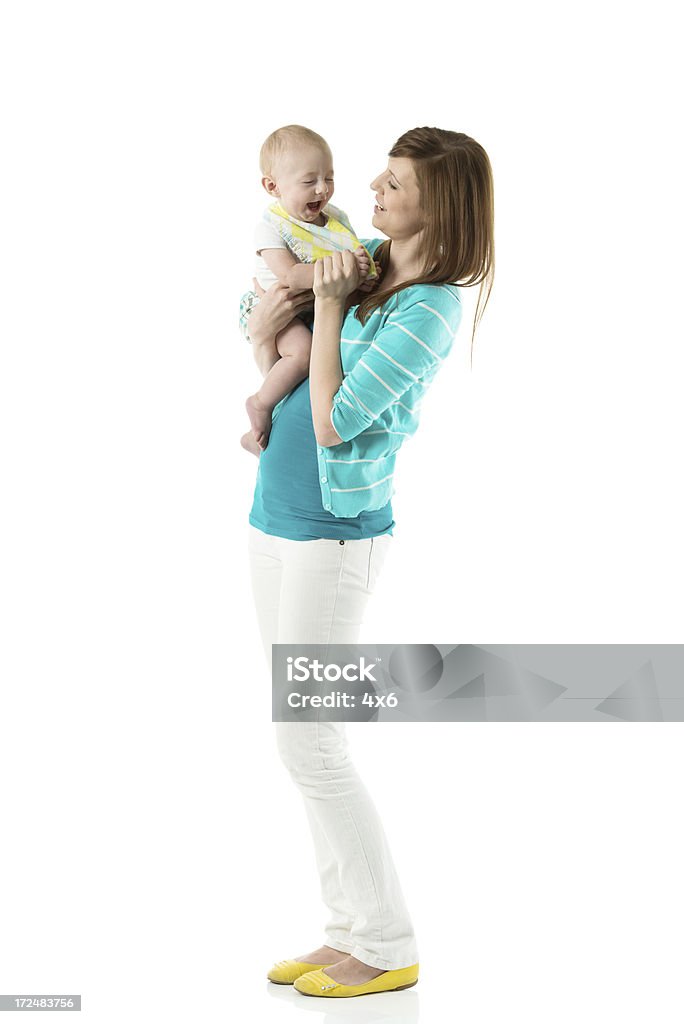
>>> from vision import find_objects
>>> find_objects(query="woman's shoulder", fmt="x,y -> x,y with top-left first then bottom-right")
392,278 -> 463,312
379,281 -> 463,341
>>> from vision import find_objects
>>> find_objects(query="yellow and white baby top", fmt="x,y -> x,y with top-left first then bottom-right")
254,200 -> 378,289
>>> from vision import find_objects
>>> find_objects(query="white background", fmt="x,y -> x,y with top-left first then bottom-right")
1,1 -> 682,1022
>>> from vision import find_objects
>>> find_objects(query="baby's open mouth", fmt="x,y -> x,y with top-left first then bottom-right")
307,201 -> 323,212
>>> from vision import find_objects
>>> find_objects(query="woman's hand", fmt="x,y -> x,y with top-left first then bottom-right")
248,277 -> 314,346
313,250 -> 361,304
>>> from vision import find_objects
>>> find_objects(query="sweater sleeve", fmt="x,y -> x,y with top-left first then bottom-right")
330,290 -> 462,443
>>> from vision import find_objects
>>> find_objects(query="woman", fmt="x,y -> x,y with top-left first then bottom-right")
244,126 -> 494,999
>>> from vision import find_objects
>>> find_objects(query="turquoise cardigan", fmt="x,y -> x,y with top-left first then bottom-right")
271,238 -> 463,518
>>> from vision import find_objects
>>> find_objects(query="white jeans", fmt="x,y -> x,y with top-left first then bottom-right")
247,523 -> 419,970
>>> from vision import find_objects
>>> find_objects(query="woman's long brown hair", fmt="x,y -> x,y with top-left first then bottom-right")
354,127 -> 495,366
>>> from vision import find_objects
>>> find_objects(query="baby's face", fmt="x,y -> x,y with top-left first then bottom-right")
267,145 -> 335,223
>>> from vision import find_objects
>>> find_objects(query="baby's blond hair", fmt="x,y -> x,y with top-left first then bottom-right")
259,124 -> 332,179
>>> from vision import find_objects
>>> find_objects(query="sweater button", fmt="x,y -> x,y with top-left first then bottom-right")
324,503 -> 331,510
321,476 -> 327,483
339,539 -> 345,545
317,447 -> 324,454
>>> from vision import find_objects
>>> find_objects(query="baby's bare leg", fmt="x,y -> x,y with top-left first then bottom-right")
252,336 -> 280,379
245,320 -> 312,450
257,321 -> 312,409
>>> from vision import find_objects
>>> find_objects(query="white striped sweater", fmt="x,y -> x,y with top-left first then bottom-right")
290,238 -> 463,518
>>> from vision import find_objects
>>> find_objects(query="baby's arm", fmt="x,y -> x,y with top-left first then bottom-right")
259,248 -> 316,292
260,247 -> 373,292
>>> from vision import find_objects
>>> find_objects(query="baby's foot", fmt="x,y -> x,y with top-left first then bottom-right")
240,430 -> 262,457
245,393 -> 272,450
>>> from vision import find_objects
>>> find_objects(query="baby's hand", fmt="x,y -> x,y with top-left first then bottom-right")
357,262 -> 382,293
352,246 -> 371,280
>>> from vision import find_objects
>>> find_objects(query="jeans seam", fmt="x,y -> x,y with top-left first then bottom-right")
313,542 -> 385,955
315,751 -> 385,958
313,542 -> 347,763
366,537 -> 374,590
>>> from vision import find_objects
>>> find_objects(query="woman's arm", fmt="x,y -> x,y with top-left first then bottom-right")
309,251 -> 362,447
246,253 -> 381,385
328,288 -> 463,442
309,298 -> 346,446
247,278 -> 314,377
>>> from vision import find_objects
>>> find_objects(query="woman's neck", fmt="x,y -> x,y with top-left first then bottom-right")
382,237 -> 424,286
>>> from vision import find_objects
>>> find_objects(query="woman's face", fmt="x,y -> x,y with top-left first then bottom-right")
370,157 -> 423,241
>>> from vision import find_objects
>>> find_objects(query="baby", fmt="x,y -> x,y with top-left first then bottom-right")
239,124 -> 380,456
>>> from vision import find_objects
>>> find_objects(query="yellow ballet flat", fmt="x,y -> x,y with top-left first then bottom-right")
293,962 -> 419,997
267,959 -> 337,985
